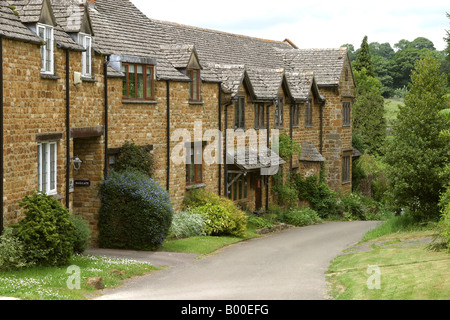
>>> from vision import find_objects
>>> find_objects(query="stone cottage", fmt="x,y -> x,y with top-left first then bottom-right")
0,0 -> 355,243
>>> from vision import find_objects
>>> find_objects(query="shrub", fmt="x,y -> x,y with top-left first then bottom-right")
99,170 -> 174,251
17,192 -> 75,266
0,227 -> 35,271
277,207 -> 321,227
114,141 -> 154,178
192,203 -> 247,237
294,174 -> 340,218
437,186 -> 450,251
183,189 -> 247,237
69,214 -> 91,254
169,211 -> 206,239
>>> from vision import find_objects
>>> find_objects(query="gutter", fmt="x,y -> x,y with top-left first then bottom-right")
65,49 -> 70,208
265,102 -> 271,212
223,99 -> 233,199
0,37 -> 3,234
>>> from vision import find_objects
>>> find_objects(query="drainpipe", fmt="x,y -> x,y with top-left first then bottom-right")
320,101 -> 324,154
265,102 -> 271,212
166,80 -> 170,191
218,83 -> 222,196
223,100 -> 234,199
103,55 -> 109,179
65,49 -> 70,209
289,103 -> 293,176
0,37 -> 3,234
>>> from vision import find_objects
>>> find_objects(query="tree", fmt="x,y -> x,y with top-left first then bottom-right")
353,36 -> 374,77
384,55 -> 450,220
352,68 -> 387,155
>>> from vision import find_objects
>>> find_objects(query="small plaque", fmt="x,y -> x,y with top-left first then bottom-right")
74,180 -> 91,187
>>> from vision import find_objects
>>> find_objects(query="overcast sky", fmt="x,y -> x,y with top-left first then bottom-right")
130,0 -> 449,51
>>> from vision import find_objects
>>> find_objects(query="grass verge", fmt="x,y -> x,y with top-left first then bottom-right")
161,223 -> 262,255
0,254 -> 158,300
326,217 -> 450,300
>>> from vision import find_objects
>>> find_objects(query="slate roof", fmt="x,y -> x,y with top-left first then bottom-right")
50,0 -> 89,34
227,148 -> 286,172
7,0 -> 84,51
7,0 -> 44,24
277,48 -> 349,87
90,0 -> 189,81
0,1 -> 42,44
298,142 -> 326,162
154,19 -> 292,69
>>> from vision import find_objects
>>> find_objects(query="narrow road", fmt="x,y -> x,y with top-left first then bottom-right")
95,221 -> 379,300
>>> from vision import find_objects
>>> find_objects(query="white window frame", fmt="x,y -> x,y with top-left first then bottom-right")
38,142 -> 58,195
78,33 -> 92,77
37,23 -> 54,75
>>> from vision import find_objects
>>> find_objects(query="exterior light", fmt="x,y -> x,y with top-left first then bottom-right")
71,156 -> 82,171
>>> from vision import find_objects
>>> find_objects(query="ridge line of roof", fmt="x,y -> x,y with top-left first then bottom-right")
153,18 -> 291,47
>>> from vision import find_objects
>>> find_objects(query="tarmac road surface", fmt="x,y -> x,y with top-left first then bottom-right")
93,221 -> 380,300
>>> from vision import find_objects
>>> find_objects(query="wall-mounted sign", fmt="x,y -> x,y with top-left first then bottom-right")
69,179 -> 74,193
74,180 -> 91,187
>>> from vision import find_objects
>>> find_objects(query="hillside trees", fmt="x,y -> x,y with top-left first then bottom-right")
352,36 -> 387,156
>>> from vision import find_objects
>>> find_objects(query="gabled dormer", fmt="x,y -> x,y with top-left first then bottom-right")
51,0 -> 95,78
160,44 -> 205,103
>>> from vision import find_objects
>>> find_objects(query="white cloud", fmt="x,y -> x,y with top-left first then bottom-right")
131,0 -> 449,50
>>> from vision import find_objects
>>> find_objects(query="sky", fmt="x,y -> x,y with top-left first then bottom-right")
130,0 -> 449,51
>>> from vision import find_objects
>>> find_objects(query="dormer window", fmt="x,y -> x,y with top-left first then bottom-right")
37,23 -> 54,74
78,33 -> 92,77
187,68 -> 201,102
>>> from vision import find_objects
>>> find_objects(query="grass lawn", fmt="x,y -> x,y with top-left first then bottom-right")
385,98 -> 404,128
161,222 -> 262,255
326,223 -> 450,300
0,254 -> 158,300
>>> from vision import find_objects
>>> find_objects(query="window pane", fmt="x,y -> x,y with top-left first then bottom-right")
121,65 -> 128,97
45,27 -> 52,72
137,65 -> 144,99
50,143 -> 56,191
85,37 -> 91,76
128,65 -> 136,98
38,27 -> 46,71
190,147 -> 195,182
146,67 -> 153,98
192,70 -> 199,100
42,143 -> 47,193
37,144 -> 42,191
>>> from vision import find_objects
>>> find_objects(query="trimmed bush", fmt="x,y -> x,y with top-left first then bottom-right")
17,192 -> 75,266
183,189 -> 247,237
70,214 -> 91,254
99,170 -> 174,251
169,211 -> 206,239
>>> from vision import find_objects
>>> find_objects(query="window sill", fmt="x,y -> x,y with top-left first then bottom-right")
186,183 -> 206,190
305,125 -> 314,129
41,73 -> 60,80
122,99 -> 158,105
342,124 -> 351,128
342,181 -> 351,185
188,101 -> 204,105
82,76 -> 97,83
